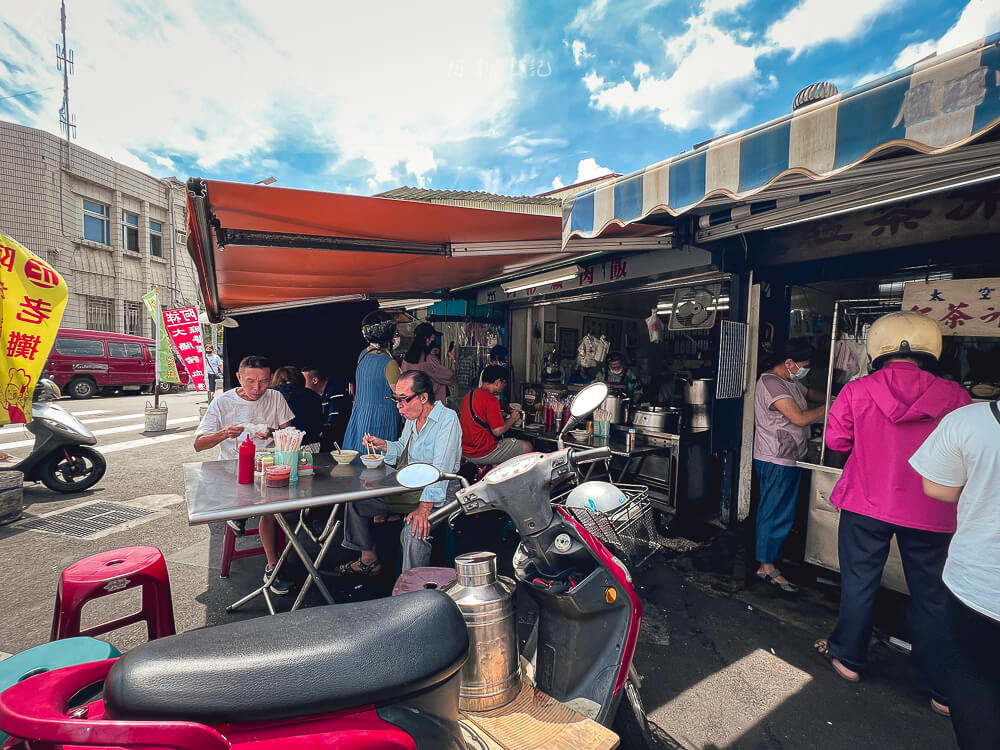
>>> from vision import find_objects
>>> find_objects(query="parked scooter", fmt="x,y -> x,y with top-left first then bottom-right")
1,379 -> 106,493
0,383 -> 651,749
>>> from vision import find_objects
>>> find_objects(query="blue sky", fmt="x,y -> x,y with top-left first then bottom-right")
2,0 -> 998,197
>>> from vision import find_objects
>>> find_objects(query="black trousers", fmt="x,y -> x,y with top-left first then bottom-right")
947,592 -> 1000,749
827,509 -> 951,702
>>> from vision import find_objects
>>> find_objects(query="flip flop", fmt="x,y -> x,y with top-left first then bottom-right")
373,513 -> 403,524
813,639 -> 861,682
930,698 -> 950,717
332,559 -> 382,577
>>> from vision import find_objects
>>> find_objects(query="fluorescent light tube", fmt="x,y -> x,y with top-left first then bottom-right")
501,265 -> 583,294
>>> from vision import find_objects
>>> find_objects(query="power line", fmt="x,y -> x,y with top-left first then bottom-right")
0,86 -> 59,102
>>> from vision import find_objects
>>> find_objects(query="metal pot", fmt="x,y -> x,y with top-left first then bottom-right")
601,392 -> 629,424
684,378 -> 713,406
631,407 -> 680,433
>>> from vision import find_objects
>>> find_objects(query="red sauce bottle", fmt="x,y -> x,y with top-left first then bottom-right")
238,435 -> 255,484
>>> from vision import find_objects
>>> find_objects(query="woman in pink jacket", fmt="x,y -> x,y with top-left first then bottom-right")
815,312 -> 971,717
401,322 -> 455,404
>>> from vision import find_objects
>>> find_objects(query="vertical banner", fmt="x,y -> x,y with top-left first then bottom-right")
141,289 -> 180,383
162,306 -> 206,391
0,231 -> 69,424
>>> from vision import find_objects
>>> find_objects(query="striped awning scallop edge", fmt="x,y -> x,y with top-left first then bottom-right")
563,33 -> 1000,246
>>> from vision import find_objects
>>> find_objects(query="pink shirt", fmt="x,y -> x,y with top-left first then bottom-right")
400,354 -> 455,404
825,361 -> 971,532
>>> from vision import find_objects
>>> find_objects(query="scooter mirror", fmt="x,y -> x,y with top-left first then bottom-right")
396,463 -> 440,489
569,381 -> 609,419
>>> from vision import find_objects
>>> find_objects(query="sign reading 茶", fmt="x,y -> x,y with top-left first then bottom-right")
0,230 -> 68,424
162,306 -> 206,391
902,278 -> 1000,337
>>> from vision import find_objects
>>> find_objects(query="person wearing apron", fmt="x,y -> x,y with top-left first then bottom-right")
336,370 -> 461,575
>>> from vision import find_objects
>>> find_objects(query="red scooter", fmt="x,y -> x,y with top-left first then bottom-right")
0,383 -> 653,749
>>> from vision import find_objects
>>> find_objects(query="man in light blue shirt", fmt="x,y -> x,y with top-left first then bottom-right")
335,370 -> 461,574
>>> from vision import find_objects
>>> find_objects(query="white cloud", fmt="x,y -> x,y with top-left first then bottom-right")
584,15 -> 767,132
576,157 -> 613,183
702,0 -> 752,17
766,0 -> 902,59
569,0 -> 611,34
504,133 -> 568,158
0,1 -> 519,188
892,0 -> 1000,69
571,39 -> 594,66
551,175 -> 565,189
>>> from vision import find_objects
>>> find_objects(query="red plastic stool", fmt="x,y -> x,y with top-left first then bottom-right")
220,520 -> 283,578
50,546 -> 175,642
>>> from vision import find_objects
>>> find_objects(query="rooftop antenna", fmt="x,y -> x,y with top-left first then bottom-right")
56,0 -> 76,163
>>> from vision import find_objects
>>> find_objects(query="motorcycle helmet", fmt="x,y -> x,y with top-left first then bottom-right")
866,311 -> 942,370
565,481 -> 627,513
360,310 -> 397,349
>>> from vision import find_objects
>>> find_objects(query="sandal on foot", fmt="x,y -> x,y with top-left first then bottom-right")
813,639 -> 860,683
930,698 -> 950,717
373,514 -> 403,525
332,558 -> 382,577
755,568 -> 799,594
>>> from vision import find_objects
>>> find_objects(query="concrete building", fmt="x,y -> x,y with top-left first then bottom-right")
0,120 -> 201,335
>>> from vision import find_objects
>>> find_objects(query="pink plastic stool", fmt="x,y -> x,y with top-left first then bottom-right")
220,521 -> 283,578
50,546 -> 175,642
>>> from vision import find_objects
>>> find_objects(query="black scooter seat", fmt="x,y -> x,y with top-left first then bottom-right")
104,590 -> 468,723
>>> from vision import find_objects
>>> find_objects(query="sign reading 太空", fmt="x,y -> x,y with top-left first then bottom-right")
0,230 -> 68,424
161,306 -> 207,392
902,278 -> 1000,337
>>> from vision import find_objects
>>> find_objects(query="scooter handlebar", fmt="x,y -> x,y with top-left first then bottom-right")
568,446 -> 612,466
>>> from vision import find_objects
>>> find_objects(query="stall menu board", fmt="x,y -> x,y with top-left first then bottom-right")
455,346 -> 490,391
902,278 -> 1000,337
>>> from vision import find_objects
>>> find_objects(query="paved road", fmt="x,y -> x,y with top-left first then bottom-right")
0,391 -> 959,749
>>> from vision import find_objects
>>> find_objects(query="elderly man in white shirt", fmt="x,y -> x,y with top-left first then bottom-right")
195,355 -> 295,594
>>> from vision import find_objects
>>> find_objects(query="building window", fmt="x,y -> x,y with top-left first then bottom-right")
83,200 -> 110,244
123,300 -> 143,336
86,296 -> 114,332
149,220 -> 163,258
122,211 -> 139,252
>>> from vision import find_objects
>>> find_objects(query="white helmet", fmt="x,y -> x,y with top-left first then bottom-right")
866,311 -> 942,370
565,481 -> 627,513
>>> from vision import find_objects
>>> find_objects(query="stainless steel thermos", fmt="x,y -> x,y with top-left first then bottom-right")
443,551 -> 520,711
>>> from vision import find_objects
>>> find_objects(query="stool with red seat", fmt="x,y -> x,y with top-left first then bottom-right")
220,519 -> 283,578
50,546 -> 175,642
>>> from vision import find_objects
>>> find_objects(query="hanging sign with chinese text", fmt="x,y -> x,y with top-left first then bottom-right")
141,290 -> 180,384
902,278 -> 1000,337
0,230 -> 68,424
161,306 -> 206,391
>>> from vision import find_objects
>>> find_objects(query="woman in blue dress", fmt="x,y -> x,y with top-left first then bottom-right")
343,310 -> 402,453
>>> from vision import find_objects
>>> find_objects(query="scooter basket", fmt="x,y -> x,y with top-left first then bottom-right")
556,484 -> 660,568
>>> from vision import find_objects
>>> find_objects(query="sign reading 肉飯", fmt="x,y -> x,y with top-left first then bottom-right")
902,278 -> 1000,337
0,230 -> 68,424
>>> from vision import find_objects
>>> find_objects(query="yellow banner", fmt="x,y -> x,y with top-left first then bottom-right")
0,231 -> 69,424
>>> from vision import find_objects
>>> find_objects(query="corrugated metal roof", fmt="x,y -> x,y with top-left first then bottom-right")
375,186 -> 561,216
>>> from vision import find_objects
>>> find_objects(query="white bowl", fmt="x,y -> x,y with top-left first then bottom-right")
331,450 -> 358,465
360,454 -> 385,469
569,430 -> 590,441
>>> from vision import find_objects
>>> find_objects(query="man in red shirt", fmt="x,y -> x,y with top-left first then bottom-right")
461,365 -> 531,465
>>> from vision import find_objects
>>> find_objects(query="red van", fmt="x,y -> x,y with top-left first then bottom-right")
44,329 -> 191,399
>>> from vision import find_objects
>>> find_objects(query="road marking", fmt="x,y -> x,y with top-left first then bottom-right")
99,432 -> 191,454
81,412 -> 147,424
0,416 -> 199,450
65,409 -> 110,416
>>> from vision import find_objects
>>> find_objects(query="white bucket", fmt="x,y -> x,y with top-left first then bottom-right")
0,470 -> 24,526
144,401 -> 168,432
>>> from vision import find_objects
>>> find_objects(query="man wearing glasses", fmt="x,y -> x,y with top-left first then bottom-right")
334,370 -> 461,575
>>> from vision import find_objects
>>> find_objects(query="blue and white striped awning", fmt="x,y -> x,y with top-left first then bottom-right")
564,33 -> 1000,246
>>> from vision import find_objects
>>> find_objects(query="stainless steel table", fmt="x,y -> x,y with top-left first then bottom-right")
183,454 -> 410,614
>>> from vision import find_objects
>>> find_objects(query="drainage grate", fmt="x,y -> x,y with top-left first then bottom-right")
18,502 -> 155,538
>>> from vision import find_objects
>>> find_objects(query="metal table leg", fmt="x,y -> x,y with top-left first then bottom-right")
226,527 -> 297,614
290,506 -> 342,611
274,512 -> 337,606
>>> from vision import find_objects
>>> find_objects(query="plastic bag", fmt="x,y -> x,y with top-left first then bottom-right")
645,308 -> 661,343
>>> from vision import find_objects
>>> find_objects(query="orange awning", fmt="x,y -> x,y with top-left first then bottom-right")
187,179 -> 575,320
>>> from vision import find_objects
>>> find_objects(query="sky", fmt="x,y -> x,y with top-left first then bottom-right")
2,0 -> 998,197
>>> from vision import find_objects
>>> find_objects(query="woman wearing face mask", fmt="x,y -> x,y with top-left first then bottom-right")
753,338 -> 826,593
